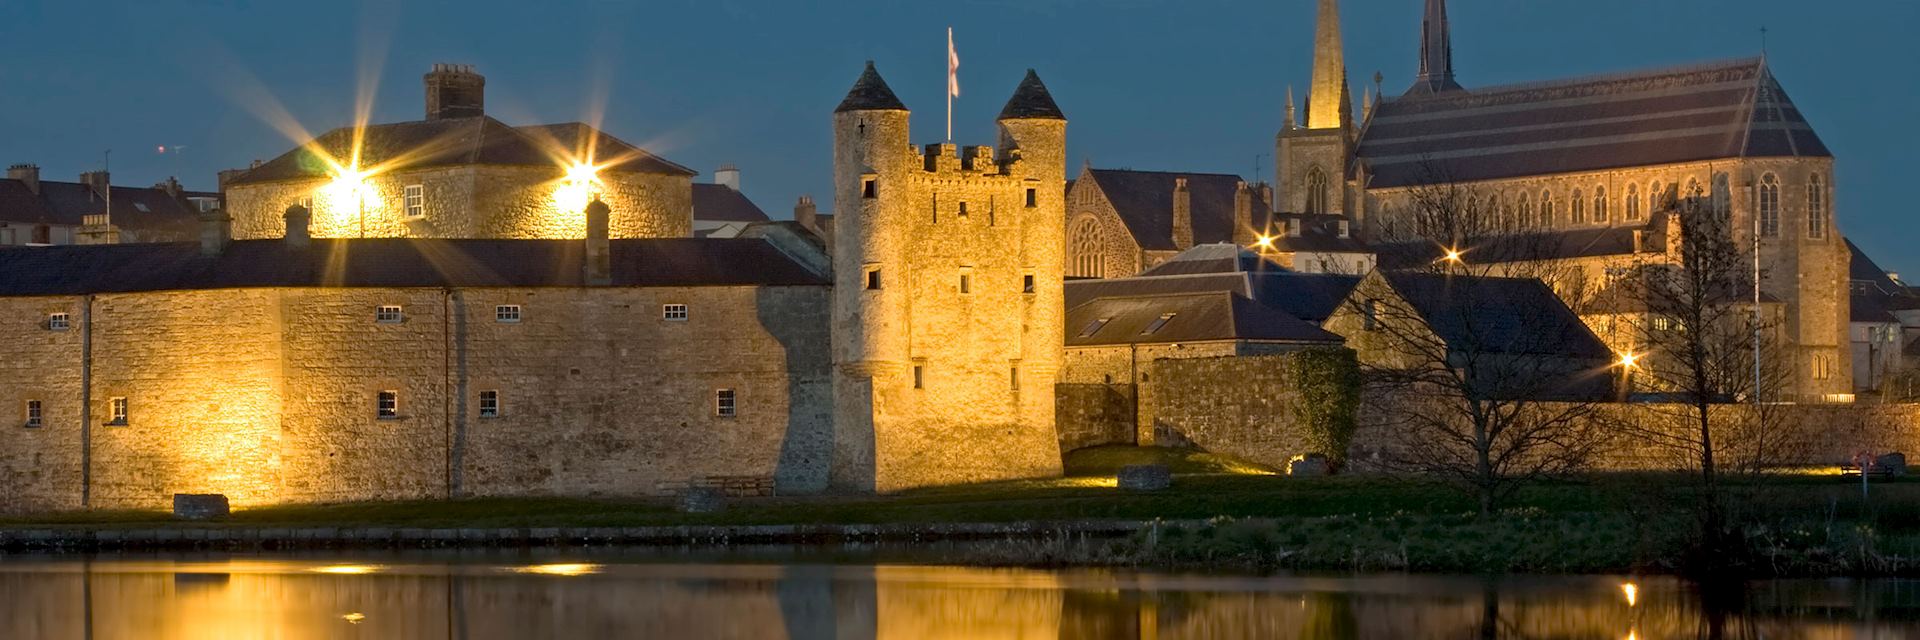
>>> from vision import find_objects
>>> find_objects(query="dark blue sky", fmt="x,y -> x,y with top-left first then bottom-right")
2,0 -> 1913,275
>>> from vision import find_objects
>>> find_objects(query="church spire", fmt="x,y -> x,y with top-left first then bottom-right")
1306,0 -> 1348,130
1406,0 -> 1464,95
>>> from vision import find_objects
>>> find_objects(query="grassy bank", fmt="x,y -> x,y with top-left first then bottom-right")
4,447 -> 1918,576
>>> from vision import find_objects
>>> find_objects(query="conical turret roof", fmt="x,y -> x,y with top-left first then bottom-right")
835,61 -> 907,113
997,69 -> 1065,120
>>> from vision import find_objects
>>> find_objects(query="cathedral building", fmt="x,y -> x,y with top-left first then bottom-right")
1277,0 -> 1852,401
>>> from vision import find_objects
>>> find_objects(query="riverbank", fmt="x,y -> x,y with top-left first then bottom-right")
4,448 -> 1918,576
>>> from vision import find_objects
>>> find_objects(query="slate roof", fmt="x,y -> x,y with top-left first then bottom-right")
1848,238 -> 1904,295
1359,58 -> 1828,188
1907,336 -> 1920,358
1381,272 -> 1612,359
1136,243 -> 1285,278
224,117 -> 693,186
835,61 -> 907,113
1081,169 -> 1268,251
692,184 -> 770,223
998,69 -> 1065,120
1065,291 -> 1342,347
1375,223 -> 1657,269
1851,294 -> 1899,324
1065,244 -> 1362,324
1266,213 -> 1370,253
0,237 -> 827,296
0,178 -> 215,233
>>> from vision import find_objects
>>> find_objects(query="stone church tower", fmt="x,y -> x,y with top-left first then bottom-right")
828,62 -> 1067,492
1276,0 -> 1354,218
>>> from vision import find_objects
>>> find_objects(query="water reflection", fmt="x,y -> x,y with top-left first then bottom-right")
0,555 -> 1913,639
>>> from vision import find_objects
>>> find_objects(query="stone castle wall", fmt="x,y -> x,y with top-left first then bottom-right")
0,283 -> 831,513
225,166 -> 691,241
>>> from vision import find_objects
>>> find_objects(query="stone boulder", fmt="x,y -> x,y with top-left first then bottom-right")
1877,452 -> 1908,476
172,494 -> 230,520
677,487 -> 728,514
1288,454 -> 1330,477
1117,465 -> 1172,491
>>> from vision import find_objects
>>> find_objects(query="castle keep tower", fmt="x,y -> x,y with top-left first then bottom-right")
1277,0 -> 1354,218
829,62 -> 1067,492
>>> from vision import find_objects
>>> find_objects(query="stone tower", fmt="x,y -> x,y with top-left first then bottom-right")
1277,0 -> 1354,217
828,62 -> 1067,492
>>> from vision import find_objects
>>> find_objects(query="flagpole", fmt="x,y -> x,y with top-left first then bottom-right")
946,27 -> 954,142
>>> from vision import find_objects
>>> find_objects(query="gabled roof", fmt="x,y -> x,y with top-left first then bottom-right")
0,178 -> 214,231
1065,253 -> 1361,327
225,116 -> 693,186
835,61 -> 907,113
1065,291 -> 1341,347
998,69 -> 1065,120
0,237 -> 826,296
1380,272 -> 1613,359
1848,238 -> 1904,295
1136,243 -> 1285,278
1266,213 -> 1370,253
692,184 -> 769,223
1081,169 -> 1267,251
1359,58 -> 1828,188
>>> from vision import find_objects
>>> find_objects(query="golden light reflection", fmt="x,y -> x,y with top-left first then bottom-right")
310,565 -> 381,575
341,612 -> 366,624
1621,582 -> 1638,607
553,161 -> 603,215
510,563 -> 604,577
1616,351 -> 1641,370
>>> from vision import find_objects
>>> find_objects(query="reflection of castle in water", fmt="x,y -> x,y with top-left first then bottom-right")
8,561 -> 1919,639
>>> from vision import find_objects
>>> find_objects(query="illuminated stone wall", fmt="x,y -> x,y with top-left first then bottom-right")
829,102 -> 1067,492
0,296 -> 87,512
224,166 -> 692,241
1063,174 -> 1148,279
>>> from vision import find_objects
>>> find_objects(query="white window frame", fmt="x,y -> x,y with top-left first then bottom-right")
108,397 -> 128,426
478,390 -> 500,418
663,304 -> 689,321
403,184 -> 425,218
376,305 -> 403,324
377,390 -> 399,420
714,388 -> 736,418
24,400 -> 42,429
47,312 -> 69,331
495,305 -> 522,324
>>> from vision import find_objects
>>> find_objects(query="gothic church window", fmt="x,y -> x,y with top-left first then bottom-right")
1594,186 -> 1608,223
1712,173 -> 1731,220
1306,167 -> 1330,214
1626,184 -> 1641,221
1758,173 -> 1781,238
1070,218 -> 1103,278
1808,173 -> 1828,239
1539,190 -> 1555,228
1571,189 -> 1586,224
1517,193 -> 1533,230
1650,181 -> 1666,211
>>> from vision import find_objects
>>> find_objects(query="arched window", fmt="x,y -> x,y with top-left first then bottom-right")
1306,167 -> 1330,214
1758,173 -> 1780,238
1070,217 -> 1104,278
1712,173 -> 1731,220
1685,178 -> 1702,200
1516,192 -> 1533,230
1626,184 -> 1641,220
1571,189 -> 1586,224
1486,194 -> 1500,230
1807,173 -> 1828,239
1650,180 -> 1667,212
1594,186 -> 1608,223
1539,190 -> 1555,228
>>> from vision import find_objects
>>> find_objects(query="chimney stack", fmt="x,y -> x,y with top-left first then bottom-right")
1171,177 -> 1193,250
794,195 -> 817,230
79,171 -> 110,200
1232,181 -> 1254,246
7,164 -> 39,195
155,176 -> 182,198
715,164 -> 741,191
284,204 -> 312,248
585,198 -> 612,286
199,207 -> 231,256
424,63 -> 485,120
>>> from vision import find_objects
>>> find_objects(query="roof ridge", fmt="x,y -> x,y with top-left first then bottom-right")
1090,168 -> 1249,179
1387,56 -> 1764,104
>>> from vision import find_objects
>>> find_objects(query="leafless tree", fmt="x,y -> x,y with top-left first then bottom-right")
1354,177 -> 1618,517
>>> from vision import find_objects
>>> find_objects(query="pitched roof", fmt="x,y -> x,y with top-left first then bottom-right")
1375,222 -> 1660,269
0,237 -> 827,296
1847,238 -> 1904,294
1082,169 -> 1267,251
1136,243 -> 1285,277
998,69 -> 1065,120
0,178 -> 215,231
1065,291 -> 1341,347
1381,272 -> 1612,359
1064,258 -> 1360,326
835,61 -> 907,113
1266,213 -> 1370,253
691,184 -> 769,223
1359,58 -> 1828,188
225,117 -> 693,186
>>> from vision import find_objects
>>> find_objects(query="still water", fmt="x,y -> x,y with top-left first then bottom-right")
0,552 -> 1915,639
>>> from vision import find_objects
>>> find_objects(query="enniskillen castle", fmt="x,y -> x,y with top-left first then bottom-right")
2,0 -> 1917,513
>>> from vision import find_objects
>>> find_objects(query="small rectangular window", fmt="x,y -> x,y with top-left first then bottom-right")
663,304 -> 689,321
404,184 -> 425,218
714,388 -> 736,417
1025,188 -> 1037,208
958,202 -> 969,217
1653,317 -> 1671,332
1010,366 -> 1020,391
376,305 -> 403,324
866,269 -> 882,290
108,397 -> 127,426
959,274 -> 971,294
377,391 -> 399,419
862,178 -> 877,199
1023,274 -> 1035,294
1141,312 -> 1176,335
478,390 -> 500,418
1363,300 -> 1380,331
912,364 -> 925,390
47,313 -> 69,331
24,400 -> 42,429
495,305 -> 522,323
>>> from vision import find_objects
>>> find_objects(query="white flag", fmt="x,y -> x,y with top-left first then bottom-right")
947,28 -> 960,98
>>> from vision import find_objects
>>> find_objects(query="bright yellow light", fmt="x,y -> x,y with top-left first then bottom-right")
511,563 -> 603,576
341,613 -> 366,624
1621,582 -> 1638,607
311,564 -> 380,575
1443,249 -> 1463,263
318,165 -> 378,234
1617,351 -> 1640,370
553,162 -> 603,215
1253,234 -> 1275,251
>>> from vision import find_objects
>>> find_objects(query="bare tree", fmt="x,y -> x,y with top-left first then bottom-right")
1351,178 -> 1617,517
